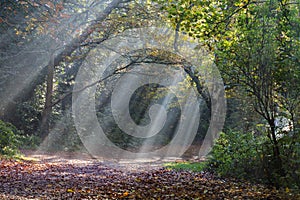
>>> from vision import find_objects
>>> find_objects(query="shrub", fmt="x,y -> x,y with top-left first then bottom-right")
207,131 -> 263,180
0,120 -> 21,156
207,129 -> 300,189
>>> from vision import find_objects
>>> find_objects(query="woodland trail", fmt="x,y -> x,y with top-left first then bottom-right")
0,151 -> 298,199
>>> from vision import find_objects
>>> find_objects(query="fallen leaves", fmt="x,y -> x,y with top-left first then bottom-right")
0,159 -> 299,199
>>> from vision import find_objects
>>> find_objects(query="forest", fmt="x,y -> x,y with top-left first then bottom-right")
0,0 -> 299,199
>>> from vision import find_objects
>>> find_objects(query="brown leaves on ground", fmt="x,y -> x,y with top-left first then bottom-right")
0,159 -> 298,199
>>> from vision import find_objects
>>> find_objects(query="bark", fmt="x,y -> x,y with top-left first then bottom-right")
183,65 -> 211,112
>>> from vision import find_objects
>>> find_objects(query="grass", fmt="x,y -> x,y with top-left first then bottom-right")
164,161 -> 207,172
15,154 -> 39,162
0,151 -> 39,162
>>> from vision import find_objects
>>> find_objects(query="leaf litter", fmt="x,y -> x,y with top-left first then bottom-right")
0,157 -> 299,199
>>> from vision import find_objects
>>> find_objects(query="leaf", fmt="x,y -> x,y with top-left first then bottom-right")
0,158 -> 298,199
285,187 -> 290,193
15,30 -> 22,35
122,191 -> 129,197
67,188 -> 74,193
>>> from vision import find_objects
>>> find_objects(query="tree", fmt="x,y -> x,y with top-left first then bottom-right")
39,0 -> 127,139
0,0 -> 157,138
157,0 -> 300,186
216,0 -> 300,176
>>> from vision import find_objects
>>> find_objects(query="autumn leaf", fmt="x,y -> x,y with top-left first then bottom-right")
66,188 -> 74,193
0,158 -> 299,199
121,191 -> 129,197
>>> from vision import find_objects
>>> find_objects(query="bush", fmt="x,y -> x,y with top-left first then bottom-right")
0,120 -> 21,156
207,131 -> 264,180
206,129 -> 300,189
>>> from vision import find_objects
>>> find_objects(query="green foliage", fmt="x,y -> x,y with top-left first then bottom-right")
0,120 -> 21,156
16,99 -> 43,135
207,129 -> 300,189
207,131 -> 261,179
0,120 -> 42,156
154,0 -> 248,44
276,130 -> 300,188
156,0 -> 300,189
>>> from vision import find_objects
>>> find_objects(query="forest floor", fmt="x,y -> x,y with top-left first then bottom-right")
0,151 -> 299,199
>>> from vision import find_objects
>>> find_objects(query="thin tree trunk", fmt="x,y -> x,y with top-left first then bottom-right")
40,53 -> 55,140
38,0 -> 124,140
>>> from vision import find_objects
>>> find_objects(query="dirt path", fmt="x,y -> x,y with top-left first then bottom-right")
0,151 -> 297,199
21,150 -> 185,172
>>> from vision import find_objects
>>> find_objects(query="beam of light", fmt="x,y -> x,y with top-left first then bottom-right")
0,0 -> 121,151
136,72 -> 182,154
73,27 -> 226,160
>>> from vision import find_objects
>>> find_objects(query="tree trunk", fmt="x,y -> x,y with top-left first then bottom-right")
40,53 -> 55,140
269,120 -> 284,177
